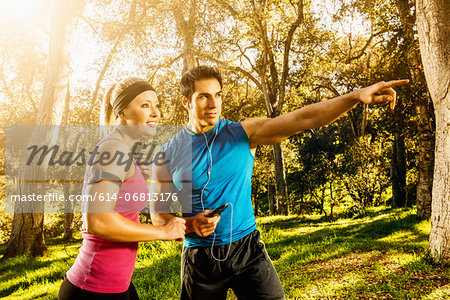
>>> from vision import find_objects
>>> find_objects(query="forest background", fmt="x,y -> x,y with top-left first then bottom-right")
0,0 -> 448,298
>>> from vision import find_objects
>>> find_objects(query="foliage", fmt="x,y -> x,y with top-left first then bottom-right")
0,0 -> 436,265
0,0 -> 430,218
341,136 -> 391,208
0,208 -> 448,299
0,177 -> 13,244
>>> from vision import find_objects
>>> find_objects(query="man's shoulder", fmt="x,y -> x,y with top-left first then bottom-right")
219,118 -> 243,130
218,119 -> 251,144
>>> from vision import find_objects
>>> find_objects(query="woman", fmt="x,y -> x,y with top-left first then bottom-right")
59,77 -> 186,299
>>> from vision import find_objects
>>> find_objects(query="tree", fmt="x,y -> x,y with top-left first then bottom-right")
208,0 -> 305,215
395,0 -> 435,217
416,0 -> 449,264
4,0 -> 87,258
87,0 -> 140,115
172,0 -> 198,72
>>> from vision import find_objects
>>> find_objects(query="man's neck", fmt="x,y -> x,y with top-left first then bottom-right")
187,119 -> 217,133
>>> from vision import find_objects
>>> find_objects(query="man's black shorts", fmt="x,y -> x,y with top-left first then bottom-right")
180,229 -> 285,300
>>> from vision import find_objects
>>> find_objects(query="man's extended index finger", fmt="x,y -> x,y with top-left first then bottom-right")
384,79 -> 409,88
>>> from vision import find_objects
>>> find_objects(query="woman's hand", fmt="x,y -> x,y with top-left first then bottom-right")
160,217 -> 186,241
139,163 -> 152,180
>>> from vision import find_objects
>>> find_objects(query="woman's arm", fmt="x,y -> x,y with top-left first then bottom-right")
150,160 -> 220,237
84,140 -> 185,242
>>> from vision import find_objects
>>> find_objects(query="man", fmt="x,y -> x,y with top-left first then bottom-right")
151,66 -> 408,299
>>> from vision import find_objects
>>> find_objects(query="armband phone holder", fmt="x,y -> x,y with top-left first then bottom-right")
87,168 -> 122,187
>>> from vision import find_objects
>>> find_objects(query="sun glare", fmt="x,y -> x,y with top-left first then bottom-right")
0,0 -> 41,21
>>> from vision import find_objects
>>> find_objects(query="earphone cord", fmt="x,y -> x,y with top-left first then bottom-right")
200,127 -> 233,261
199,127 -> 218,211
211,202 -> 233,261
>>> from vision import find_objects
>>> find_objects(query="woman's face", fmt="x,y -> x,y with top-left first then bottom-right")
120,90 -> 160,136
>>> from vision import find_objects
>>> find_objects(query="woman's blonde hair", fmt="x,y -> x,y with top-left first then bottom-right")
100,77 -> 148,125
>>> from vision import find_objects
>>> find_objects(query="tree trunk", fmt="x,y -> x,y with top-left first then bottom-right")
252,179 -> 260,216
63,183 -> 74,242
329,181 -> 335,220
391,131 -> 407,208
63,214 -> 74,242
416,0 -> 450,265
395,0 -> 435,219
4,0 -> 87,258
173,0 -> 197,73
272,143 -> 289,215
6,207 -> 46,257
268,183 -> 276,215
6,156 -> 46,257
361,104 -> 368,137
416,102 -> 435,218
321,184 -> 326,217
62,86 -> 74,242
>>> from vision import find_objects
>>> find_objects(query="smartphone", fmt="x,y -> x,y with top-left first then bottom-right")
206,203 -> 229,217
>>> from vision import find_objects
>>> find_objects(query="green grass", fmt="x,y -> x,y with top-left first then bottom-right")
0,207 -> 449,299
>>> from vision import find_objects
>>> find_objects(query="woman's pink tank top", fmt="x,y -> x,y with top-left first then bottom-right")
66,137 -> 148,293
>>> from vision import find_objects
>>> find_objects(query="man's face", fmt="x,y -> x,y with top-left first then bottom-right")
187,78 -> 222,129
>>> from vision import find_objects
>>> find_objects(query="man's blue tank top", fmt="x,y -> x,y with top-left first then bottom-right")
160,119 -> 256,247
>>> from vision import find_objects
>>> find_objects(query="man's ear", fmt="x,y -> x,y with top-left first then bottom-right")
181,95 -> 190,110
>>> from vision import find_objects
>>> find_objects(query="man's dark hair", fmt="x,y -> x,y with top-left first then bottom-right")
180,66 -> 222,101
